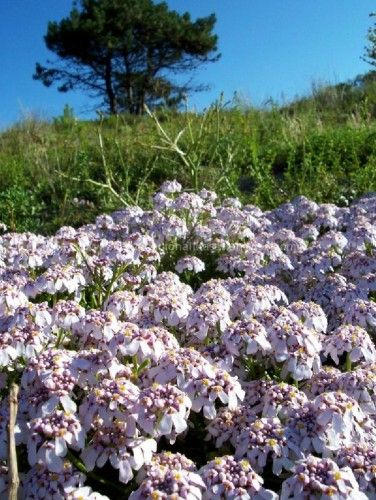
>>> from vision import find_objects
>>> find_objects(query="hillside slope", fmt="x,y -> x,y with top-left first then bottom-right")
1,72 -> 376,233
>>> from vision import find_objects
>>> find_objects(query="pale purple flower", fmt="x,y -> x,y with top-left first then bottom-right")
137,451 -> 197,484
221,318 -> 271,358
185,300 -> 231,341
22,461 -> 87,499
151,214 -> 188,243
234,417 -> 292,475
52,300 -> 86,330
95,214 -> 114,229
34,265 -> 86,296
127,232 -> 160,265
68,486 -> 110,499
0,462 -> 7,498
186,281 -> 231,341
73,348 -> 130,387
287,301 -> 328,333
81,255 -> 114,285
343,299 -> 376,333
27,410 -> 85,472
286,392 -> 376,457
341,250 -> 376,280
3,185 -> 376,498
303,367 -> 342,399
336,444 -> 376,495
240,241 -> 293,278
231,284 -> 288,319
160,179 -> 182,194
134,383 -> 191,442
298,223 -> 320,241
173,192 -> 205,215
268,312 -> 322,381
273,228 -> 308,257
175,256 -> 205,274
111,324 -> 179,364
338,364 -> 376,416
261,383 -> 308,420
103,290 -> 140,321
0,324 -> 51,368
21,349 -> 78,416
72,310 -> 120,349
216,244 -> 249,276
0,282 -> 28,316
10,301 -> 52,329
144,348 -> 216,388
346,220 -> 376,251
81,418 -> 156,484
317,230 -> 348,253
139,272 -> 192,327
295,247 -> 342,281
79,377 -> 139,431
323,324 -> 376,365
130,466 -> 205,499
242,380 -> 275,410
198,188 -> 217,202
98,239 -> 140,267
198,342 -> 234,372
222,198 -> 242,209
153,191 -> 174,210
280,455 -> 366,500
356,271 -> 376,294
0,399 -> 10,460
199,455 -> 278,500
184,368 -> 245,419
304,273 -> 348,316
206,406 -> 257,448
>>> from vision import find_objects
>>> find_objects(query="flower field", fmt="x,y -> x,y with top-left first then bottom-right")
1,180 -> 376,499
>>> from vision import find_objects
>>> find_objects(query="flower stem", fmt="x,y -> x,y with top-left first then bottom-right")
345,352 -> 352,372
8,383 -> 19,500
66,450 -> 125,494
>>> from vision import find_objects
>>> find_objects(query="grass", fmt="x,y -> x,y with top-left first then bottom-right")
1,71 -> 376,234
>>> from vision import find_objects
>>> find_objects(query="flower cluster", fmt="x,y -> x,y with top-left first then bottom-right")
199,455 -> 277,499
0,182 -> 375,497
280,455 -> 367,499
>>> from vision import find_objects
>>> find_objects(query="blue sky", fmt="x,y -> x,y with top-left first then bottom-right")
0,0 -> 374,128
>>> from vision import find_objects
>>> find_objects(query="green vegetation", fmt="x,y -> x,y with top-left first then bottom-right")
1,72 -> 376,234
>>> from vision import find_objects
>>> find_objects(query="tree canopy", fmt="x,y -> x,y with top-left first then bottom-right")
34,0 -> 220,114
364,12 -> 376,68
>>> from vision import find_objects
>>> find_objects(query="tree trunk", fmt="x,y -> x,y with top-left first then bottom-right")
137,51 -> 152,114
124,57 -> 134,114
105,55 -> 117,114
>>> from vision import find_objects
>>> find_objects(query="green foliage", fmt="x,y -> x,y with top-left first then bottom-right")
0,186 -> 46,233
34,0 -> 219,114
364,12 -> 376,67
2,74 -> 376,234
53,104 -> 77,128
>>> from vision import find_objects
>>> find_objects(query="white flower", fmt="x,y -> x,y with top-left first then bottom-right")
280,455 -> 367,500
27,411 -> 85,472
222,318 -> 271,358
175,256 -> 205,274
160,179 -> 182,194
323,325 -> 376,365
134,383 -> 191,442
81,419 -> 156,484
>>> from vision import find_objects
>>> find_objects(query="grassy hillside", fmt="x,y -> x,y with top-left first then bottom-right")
1,72 -> 376,234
